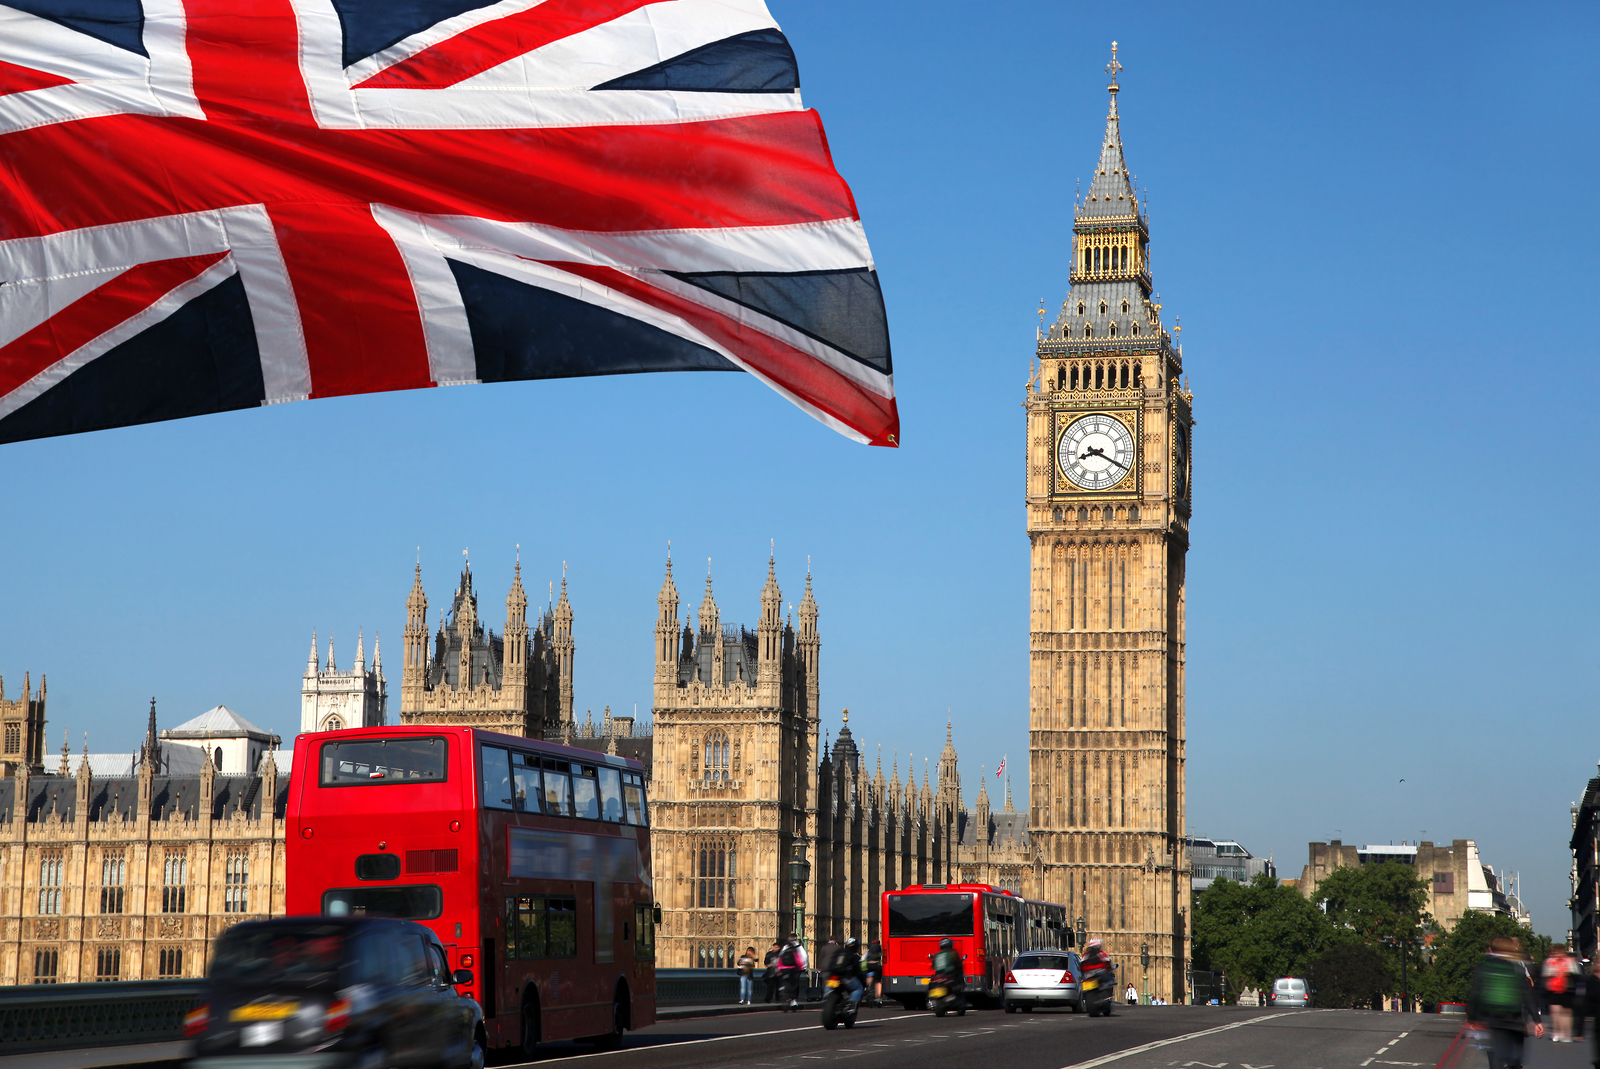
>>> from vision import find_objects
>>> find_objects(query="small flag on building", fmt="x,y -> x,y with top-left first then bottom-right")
996,756 -> 1005,777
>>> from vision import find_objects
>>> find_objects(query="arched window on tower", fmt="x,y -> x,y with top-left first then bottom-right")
1121,245 -> 1129,270
1131,323 -> 1140,336
1132,362 -> 1143,387
1120,362 -> 1130,388
1057,365 -> 1066,390
1052,507 -> 1062,522
1128,506 -> 1139,522
324,716 -> 342,732
1070,364 -> 1080,389
1077,302 -> 1085,316
1082,249 -> 1091,274
1095,364 -> 1104,389
1083,325 -> 1093,339
1121,299 -> 1129,314
1108,323 -> 1118,338
703,730 -> 729,784
1099,301 -> 1107,315
696,837 -> 737,908
1078,507 -> 1089,521
1092,246 -> 1100,272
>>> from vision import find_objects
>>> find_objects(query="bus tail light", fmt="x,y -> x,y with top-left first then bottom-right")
183,1004 -> 209,1037
324,998 -> 351,1033
460,954 -> 474,968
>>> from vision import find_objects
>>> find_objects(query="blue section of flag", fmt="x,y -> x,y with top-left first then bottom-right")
6,0 -> 146,56
0,274 -> 263,444
329,0 -> 499,68
595,28 -> 798,93
448,259 -> 740,382
668,268 -> 890,373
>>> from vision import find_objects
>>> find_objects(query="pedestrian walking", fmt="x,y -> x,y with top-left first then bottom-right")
1125,983 -> 1139,1005
864,939 -> 884,1007
1468,936 -> 1544,1069
1543,944 -> 1580,1042
763,942 -> 781,1003
777,932 -> 809,1011
737,946 -> 758,1005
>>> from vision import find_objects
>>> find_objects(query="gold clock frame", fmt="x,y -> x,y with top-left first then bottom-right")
1051,406 -> 1142,497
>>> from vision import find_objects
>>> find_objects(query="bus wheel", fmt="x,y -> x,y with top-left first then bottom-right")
591,988 -> 627,1050
519,996 -> 541,1061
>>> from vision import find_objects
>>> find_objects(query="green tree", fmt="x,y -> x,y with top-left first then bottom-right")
1193,873 -> 1328,999
1417,911 -> 1548,1006
1315,862 -> 1432,1000
1310,944 -> 1393,1009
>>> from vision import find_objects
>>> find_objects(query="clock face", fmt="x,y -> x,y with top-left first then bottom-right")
1174,424 -> 1190,499
1058,413 -> 1136,490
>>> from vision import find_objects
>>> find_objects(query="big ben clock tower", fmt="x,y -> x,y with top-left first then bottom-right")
1025,44 -> 1193,1004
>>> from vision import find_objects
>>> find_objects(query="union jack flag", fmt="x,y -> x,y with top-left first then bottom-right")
0,0 -> 896,446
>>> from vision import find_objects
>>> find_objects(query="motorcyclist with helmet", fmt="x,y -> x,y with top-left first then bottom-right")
1079,938 -> 1115,1016
836,937 -> 866,1010
929,937 -> 966,1013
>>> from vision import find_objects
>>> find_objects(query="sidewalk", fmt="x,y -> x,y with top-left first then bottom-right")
659,1000 -> 820,1020
1525,1035 -> 1595,1069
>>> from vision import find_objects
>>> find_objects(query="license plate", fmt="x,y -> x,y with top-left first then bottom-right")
826,978 -> 841,988
1082,980 -> 1098,991
230,1003 -> 298,1021
929,987 -> 947,998
241,1021 -> 283,1046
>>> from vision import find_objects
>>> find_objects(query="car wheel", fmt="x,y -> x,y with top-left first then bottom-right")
463,1026 -> 486,1069
1004,1002 -> 1016,1014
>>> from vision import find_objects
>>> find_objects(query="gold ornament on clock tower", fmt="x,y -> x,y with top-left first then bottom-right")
1024,42 -> 1193,1004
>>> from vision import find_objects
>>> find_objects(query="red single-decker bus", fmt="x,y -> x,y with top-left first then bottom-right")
287,725 -> 657,1055
880,883 -> 1072,1006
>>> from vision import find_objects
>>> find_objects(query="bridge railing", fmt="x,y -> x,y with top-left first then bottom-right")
0,978 -> 203,1056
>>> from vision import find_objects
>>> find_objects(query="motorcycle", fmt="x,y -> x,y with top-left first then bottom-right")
819,966 -> 860,1030
928,971 -> 967,1018
1080,962 -> 1115,1017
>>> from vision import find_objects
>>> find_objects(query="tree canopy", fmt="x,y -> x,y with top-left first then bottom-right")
1417,910 -> 1547,1006
1193,873 -> 1328,996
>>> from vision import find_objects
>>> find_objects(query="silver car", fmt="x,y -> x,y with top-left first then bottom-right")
1268,976 -> 1310,1007
1003,951 -> 1082,1012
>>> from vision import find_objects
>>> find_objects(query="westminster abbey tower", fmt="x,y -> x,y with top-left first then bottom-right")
1025,44 -> 1193,1003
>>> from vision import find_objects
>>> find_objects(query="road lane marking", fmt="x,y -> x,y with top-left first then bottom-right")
1059,1015 -> 1285,1069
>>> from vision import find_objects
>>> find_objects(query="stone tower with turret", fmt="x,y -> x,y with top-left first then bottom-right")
1024,44 -> 1193,1003
301,631 -> 387,734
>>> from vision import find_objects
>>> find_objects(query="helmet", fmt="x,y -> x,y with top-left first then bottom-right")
844,937 -> 859,948
1087,938 -> 1103,949
939,937 -> 954,949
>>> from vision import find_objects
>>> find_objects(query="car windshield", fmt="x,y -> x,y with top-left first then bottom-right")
210,925 -> 346,989
886,893 -> 974,938
1015,955 -> 1073,971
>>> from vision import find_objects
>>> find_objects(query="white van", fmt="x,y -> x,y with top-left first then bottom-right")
1270,977 -> 1310,1007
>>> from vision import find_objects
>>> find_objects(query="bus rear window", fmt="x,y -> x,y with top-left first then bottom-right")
321,737 -> 448,786
323,885 -> 443,919
887,893 -> 975,938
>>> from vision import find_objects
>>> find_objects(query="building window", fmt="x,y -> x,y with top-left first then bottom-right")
38,852 -> 63,916
224,851 -> 249,913
1077,302 -> 1085,316
158,947 -> 184,978
3,723 -> 18,753
703,730 -> 730,784
1131,323 -> 1139,336
100,853 -> 125,914
162,852 -> 188,914
1121,299 -> 1129,314
1099,301 -> 1107,315
1128,506 -> 1139,522
1083,325 -> 1093,339
696,839 -> 736,908
325,716 -> 342,731
1052,507 -> 1062,522
95,947 -> 121,981
34,948 -> 58,983
1109,323 -> 1118,338
213,747 -> 223,769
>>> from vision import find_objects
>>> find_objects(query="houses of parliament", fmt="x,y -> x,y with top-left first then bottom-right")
0,48 -> 1191,1001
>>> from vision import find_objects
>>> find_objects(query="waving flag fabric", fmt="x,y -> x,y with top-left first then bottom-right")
0,0 -> 897,446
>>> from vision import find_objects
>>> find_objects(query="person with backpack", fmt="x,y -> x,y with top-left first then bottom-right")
762,942 -> 782,1003
863,939 -> 884,1007
777,933 -> 809,1011
1468,936 -> 1544,1069
736,946 -> 758,1006
1544,944 -> 1581,1042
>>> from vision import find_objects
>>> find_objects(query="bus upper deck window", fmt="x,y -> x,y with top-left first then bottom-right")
541,761 -> 572,817
597,766 -> 624,822
622,774 -> 647,826
512,753 -> 541,813
321,736 -> 448,786
572,766 -> 600,820
481,746 -> 513,810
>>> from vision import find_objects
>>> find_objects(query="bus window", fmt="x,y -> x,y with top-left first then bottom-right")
547,897 -> 577,956
597,766 -> 624,822
634,904 -> 656,959
512,753 -> 541,813
515,896 -> 547,958
481,746 -> 513,810
504,894 -> 577,958
322,885 -> 443,919
886,893 -> 974,938
623,774 -> 647,826
322,736 -> 448,786
541,762 -> 572,816
572,767 -> 600,820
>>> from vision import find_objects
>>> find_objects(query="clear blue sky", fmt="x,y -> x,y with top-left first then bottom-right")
2,2 -> 1595,934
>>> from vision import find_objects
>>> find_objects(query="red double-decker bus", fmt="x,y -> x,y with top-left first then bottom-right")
879,883 -> 1071,1006
286,725 -> 656,1055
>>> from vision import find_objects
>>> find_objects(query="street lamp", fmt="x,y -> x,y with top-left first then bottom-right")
788,843 -> 811,945
1141,943 -> 1150,1006
1075,916 -> 1087,950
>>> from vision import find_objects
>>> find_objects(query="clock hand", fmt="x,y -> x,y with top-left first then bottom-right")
1079,446 -> 1129,471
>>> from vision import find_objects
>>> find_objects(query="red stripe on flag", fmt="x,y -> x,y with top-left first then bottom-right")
0,252 -> 229,397
552,262 -> 899,445
184,0 -> 317,123
0,58 -> 74,96
265,202 -> 432,397
355,0 -> 659,89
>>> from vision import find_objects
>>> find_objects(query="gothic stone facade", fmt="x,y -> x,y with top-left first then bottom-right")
1024,50 -> 1193,1003
399,558 -> 574,739
0,742 -> 286,984
300,632 -> 387,734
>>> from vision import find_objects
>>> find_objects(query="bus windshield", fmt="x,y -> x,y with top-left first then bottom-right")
321,737 -> 448,785
887,893 -> 974,937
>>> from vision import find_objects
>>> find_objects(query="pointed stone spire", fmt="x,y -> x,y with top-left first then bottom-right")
326,636 -> 337,673
141,696 -> 161,774
355,629 -> 366,672
372,634 -> 382,672
77,733 -> 92,781
59,728 -> 70,775
698,559 -> 719,636
307,631 -> 319,675
1079,41 -> 1138,219
1003,772 -> 1015,813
